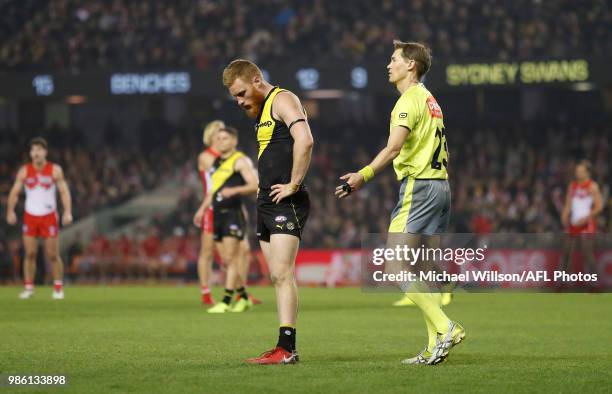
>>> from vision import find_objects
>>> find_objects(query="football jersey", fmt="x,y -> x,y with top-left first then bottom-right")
570,180 -> 594,226
255,86 -> 305,189
390,83 -> 448,181
24,162 -> 57,216
210,151 -> 246,210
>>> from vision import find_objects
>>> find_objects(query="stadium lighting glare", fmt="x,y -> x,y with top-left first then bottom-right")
32,75 -> 54,96
304,90 -> 344,99
66,95 -> 86,104
571,82 -> 595,91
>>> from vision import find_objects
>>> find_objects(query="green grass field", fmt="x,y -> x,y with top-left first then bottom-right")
1,286 -> 611,393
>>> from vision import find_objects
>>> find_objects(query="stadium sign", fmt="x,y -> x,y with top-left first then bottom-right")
110,72 -> 191,94
32,74 -> 54,96
1,58 -> 608,99
446,59 -> 589,86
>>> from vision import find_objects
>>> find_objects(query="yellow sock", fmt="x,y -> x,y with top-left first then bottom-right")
407,291 -> 450,334
423,312 -> 437,354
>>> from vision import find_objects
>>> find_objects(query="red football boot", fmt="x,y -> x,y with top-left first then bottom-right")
201,293 -> 215,305
245,347 -> 299,365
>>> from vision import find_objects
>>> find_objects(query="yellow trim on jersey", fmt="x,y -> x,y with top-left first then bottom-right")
388,178 -> 415,232
390,83 -> 448,181
289,196 -> 302,230
256,87 -> 286,159
211,151 -> 244,194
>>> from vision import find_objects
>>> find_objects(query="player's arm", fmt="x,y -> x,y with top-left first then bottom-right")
588,182 -> 603,219
194,191 -> 214,227
6,166 -> 26,225
197,151 -> 207,172
196,152 -> 211,210
194,152 -> 213,226
269,91 -> 314,204
335,126 -> 409,199
561,184 -> 572,227
220,156 -> 259,198
54,164 -> 73,225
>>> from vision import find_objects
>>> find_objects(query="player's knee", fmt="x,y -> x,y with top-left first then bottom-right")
25,250 -> 37,261
269,267 -> 294,285
222,248 -> 239,265
199,250 -> 213,262
48,254 -> 61,264
270,273 -> 281,285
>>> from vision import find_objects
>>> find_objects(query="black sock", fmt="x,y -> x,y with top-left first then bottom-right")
277,326 -> 296,352
222,289 -> 234,305
236,286 -> 249,300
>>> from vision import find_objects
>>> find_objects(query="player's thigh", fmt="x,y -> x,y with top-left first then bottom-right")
22,235 -> 38,258
578,235 -> 595,255
562,235 -> 576,255
214,241 -> 225,263
267,234 -> 299,277
43,236 -> 60,260
259,240 -> 271,264
219,237 -> 240,263
199,231 -> 214,256
419,234 -> 441,272
408,180 -> 450,235
384,232 -> 421,276
240,238 -> 251,253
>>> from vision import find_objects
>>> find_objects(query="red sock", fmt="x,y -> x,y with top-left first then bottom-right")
201,287 -> 214,304
53,280 -> 63,292
25,280 -> 34,291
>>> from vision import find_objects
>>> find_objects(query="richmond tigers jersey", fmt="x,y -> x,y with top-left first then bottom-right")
210,151 -> 245,210
255,87 -> 304,189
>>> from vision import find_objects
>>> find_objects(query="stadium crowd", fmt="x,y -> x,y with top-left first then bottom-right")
0,124 -> 197,255
1,0 -> 610,281
295,121 -> 611,247
1,0 -> 611,71
2,119 -> 609,283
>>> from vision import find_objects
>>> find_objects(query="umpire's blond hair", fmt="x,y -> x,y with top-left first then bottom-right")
202,120 -> 225,146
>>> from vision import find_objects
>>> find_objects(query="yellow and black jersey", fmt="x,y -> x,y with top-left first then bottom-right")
255,86 -> 304,189
210,151 -> 245,210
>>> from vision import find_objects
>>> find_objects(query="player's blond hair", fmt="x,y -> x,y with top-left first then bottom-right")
222,59 -> 263,87
202,120 -> 225,146
393,40 -> 432,80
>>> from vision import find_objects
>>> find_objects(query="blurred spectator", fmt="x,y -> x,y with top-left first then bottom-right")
1,0 -> 611,71
66,233 -> 84,281
1,118 -> 609,281
0,241 -> 14,283
140,226 -> 164,280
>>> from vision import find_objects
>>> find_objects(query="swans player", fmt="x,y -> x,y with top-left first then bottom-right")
6,137 -> 73,299
560,160 -> 603,274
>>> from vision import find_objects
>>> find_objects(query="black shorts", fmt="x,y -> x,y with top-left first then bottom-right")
257,189 -> 310,242
213,208 -> 246,241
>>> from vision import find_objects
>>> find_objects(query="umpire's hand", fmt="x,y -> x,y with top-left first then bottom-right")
335,172 -> 365,199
